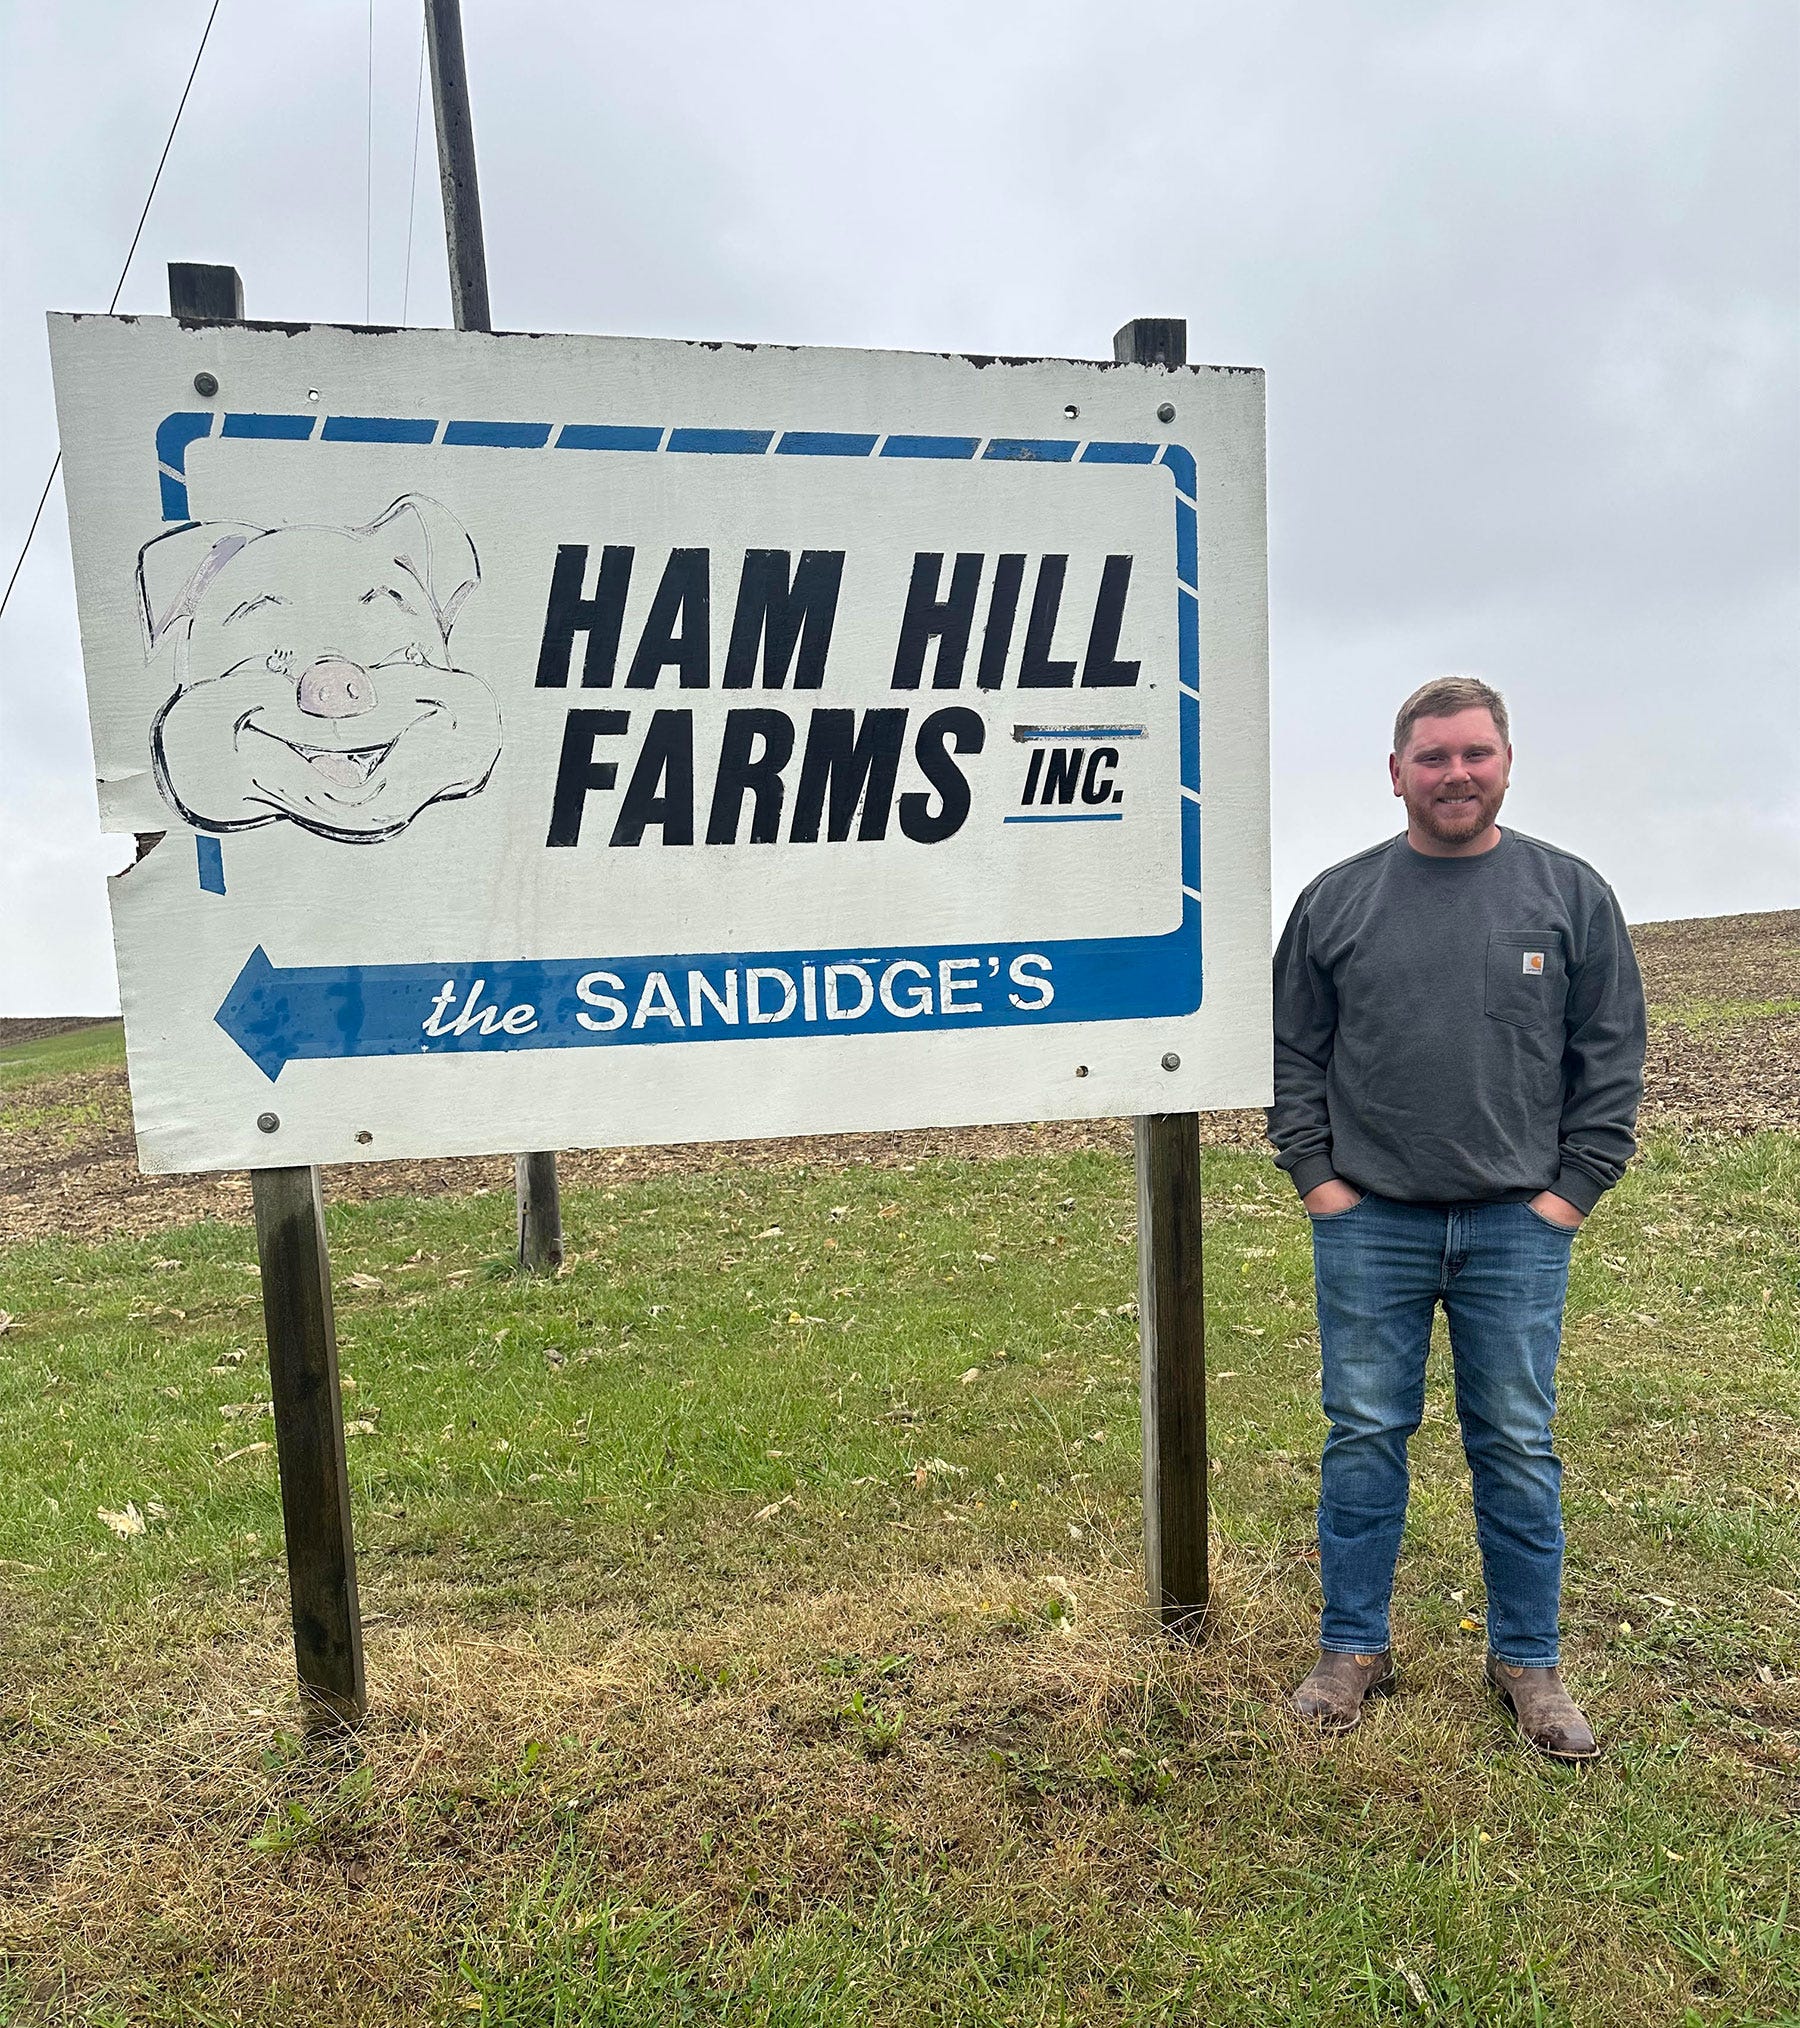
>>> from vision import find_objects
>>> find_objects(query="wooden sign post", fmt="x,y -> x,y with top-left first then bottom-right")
249,1164 -> 365,1722
166,258 -> 365,1722
425,0 -> 563,1276
1116,318 -> 1210,1639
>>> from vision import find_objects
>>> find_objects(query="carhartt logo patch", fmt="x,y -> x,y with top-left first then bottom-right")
1522,951 -> 1545,975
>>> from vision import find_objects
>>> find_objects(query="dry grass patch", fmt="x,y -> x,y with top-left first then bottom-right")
5,1544 -> 1796,2023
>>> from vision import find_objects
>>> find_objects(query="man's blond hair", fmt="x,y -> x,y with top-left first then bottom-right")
1393,676 -> 1510,757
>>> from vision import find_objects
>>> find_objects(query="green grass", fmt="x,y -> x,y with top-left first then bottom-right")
1649,998 -> 1800,1031
1,1134 -> 1796,2026
2,1154 -> 1154,1612
0,1021 -> 124,1089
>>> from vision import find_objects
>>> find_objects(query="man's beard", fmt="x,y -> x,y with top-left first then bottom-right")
1411,784 -> 1504,844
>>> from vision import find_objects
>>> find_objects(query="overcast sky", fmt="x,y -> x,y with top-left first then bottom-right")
3,0 -> 1796,1012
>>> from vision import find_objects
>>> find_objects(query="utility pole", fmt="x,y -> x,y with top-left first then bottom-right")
1117,314 -> 1210,1640
424,0 -> 563,1275
423,0 -> 490,334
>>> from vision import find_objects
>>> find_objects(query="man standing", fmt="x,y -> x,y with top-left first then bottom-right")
1269,676 -> 1645,1759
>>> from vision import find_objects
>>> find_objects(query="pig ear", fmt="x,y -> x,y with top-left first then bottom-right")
367,493 -> 480,635
137,522 -> 260,654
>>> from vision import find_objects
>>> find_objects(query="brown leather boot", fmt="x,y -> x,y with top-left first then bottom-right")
1486,1657 -> 1599,1761
1290,1649 -> 1394,1731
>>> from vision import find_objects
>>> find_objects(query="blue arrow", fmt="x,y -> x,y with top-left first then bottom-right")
214,905 -> 1202,1082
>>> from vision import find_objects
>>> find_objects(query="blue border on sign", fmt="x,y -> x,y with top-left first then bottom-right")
153,409 -> 1204,1057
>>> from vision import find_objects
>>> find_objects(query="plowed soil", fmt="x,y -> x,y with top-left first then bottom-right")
1628,908 -> 1800,1004
3,910 -> 1794,1245
0,1016 -> 116,1050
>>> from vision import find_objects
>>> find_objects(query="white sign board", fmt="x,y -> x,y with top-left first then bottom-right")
49,315 -> 1270,1174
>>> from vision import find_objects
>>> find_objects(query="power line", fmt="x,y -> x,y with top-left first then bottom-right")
364,0 -> 374,321
0,457 -> 62,631
401,11 -> 427,324
106,0 -> 224,321
0,0 -> 225,626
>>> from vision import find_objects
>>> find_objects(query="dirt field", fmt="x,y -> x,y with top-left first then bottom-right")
2,910 -> 1794,1245
1628,908 -> 1800,1004
0,1016 -> 116,1051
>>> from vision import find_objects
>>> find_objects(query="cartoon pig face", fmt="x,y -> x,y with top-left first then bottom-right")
140,494 -> 502,842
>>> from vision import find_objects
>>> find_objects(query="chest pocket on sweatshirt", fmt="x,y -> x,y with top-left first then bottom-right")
1485,930 -> 1568,1032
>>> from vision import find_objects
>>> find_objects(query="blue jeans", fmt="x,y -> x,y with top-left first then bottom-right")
1308,1192 -> 1575,1667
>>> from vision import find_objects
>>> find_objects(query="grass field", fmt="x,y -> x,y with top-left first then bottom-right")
1,918 -> 1797,2025
0,1024 -> 124,1092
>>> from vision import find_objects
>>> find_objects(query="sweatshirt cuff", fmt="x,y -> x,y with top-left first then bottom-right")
1550,1165 -> 1605,1216
1288,1156 -> 1339,1200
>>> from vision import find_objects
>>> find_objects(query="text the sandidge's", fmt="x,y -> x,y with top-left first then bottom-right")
421,951 -> 1057,1041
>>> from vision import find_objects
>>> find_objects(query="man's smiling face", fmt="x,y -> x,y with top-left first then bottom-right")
148,513 -> 501,841
1389,705 -> 1512,853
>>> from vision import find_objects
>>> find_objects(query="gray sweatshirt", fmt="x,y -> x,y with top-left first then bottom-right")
1268,830 -> 1646,1213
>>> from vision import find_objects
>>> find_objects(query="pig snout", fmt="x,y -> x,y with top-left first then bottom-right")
295,657 -> 377,719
